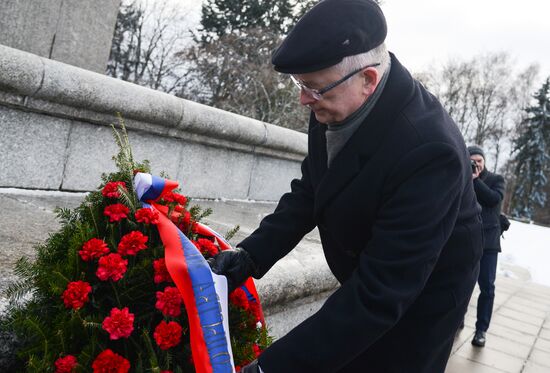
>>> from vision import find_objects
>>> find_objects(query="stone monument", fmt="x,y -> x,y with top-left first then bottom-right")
0,0 -> 120,73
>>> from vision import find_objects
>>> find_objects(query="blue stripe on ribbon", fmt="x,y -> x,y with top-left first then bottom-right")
177,229 -> 233,372
241,286 -> 256,303
142,175 -> 165,201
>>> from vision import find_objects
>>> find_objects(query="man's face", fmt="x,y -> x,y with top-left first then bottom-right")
470,154 -> 485,173
293,66 -> 377,124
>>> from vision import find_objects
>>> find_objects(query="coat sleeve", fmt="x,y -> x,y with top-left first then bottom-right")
238,156 -> 317,276
473,175 -> 505,207
258,142 -> 465,372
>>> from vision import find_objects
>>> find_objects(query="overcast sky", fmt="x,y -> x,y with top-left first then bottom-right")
382,0 -> 550,80
177,0 -> 550,82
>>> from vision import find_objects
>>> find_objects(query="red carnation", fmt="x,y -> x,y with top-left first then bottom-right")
79,238 -> 110,262
156,286 -> 183,317
153,258 -> 172,284
101,181 -> 127,199
161,371 -> 173,373
229,288 -> 250,310
248,300 -> 262,322
135,208 -> 160,224
162,192 -> 187,205
62,281 -> 92,310
103,203 -> 129,223
172,193 -> 187,206
117,231 -> 148,256
154,321 -> 183,350
102,307 -> 134,340
177,210 -> 192,232
96,253 -> 128,281
55,355 -> 78,373
196,238 -> 219,257
162,193 -> 175,203
92,349 -> 130,373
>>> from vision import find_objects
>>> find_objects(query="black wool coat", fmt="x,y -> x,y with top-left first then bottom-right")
474,169 -> 505,251
240,54 -> 483,373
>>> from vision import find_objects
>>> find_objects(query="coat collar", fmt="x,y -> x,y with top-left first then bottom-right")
312,53 -> 417,219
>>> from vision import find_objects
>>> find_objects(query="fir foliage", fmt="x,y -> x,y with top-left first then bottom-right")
2,121 -> 270,372
199,0 -> 314,43
510,78 -> 550,219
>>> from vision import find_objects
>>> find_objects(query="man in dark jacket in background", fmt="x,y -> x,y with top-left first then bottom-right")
468,145 -> 506,347
209,1 -> 483,371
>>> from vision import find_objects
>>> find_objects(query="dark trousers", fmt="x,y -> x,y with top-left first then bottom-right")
475,250 -> 498,332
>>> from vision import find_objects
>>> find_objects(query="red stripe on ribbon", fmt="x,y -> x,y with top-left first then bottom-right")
153,202 -> 213,373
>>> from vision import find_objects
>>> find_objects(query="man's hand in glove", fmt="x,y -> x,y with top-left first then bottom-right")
207,247 -> 259,292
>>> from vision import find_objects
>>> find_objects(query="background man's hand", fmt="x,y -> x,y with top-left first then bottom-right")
472,165 -> 481,179
207,248 -> 259,292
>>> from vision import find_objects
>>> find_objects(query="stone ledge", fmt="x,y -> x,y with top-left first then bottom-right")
0,44 -> 307,159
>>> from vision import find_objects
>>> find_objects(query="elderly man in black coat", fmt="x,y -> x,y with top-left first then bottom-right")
468,145 -> 506,347
209,0 -> 483,372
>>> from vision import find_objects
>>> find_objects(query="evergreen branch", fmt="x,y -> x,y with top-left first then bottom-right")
51,271 -> 71,289
198,207 -> 213,221
118,186 -> 137,212
26,355 -> 47,372
54,207 -> 76,225
164,350 -> 173,372
12,256 -> 36,279
142,329 -> 160,369
87,203 -> 100,236
81,320 -> 103,331
188,205 -> 202,222
110,116 -> 136,183
225,225 -> 240,241
110,281 -> 122,308
56,329 -> 66,354
20,316 -> 49,356
5,279 -> 35,303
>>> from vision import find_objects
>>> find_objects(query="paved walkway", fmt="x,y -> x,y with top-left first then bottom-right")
1,190 -> 550,372
447,275 -> 550,372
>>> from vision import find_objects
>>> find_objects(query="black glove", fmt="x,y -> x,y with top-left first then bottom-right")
240,359 -> 260,373
207,248 -> 259,293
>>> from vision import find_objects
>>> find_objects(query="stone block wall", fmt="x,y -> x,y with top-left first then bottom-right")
0,44 -> 308,201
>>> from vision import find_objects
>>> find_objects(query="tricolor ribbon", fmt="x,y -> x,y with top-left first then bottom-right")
134,173 -> 264,373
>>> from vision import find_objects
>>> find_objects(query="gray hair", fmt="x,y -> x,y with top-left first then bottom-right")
331,43 -> 390,83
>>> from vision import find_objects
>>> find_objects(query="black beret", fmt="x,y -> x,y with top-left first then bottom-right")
272,0 -> 387,74
468,145 -> 485,159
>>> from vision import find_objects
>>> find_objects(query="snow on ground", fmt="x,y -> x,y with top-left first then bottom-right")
499,219 -> 550,287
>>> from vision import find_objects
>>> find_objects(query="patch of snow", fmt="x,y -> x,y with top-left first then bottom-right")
500,220 -> 550,287
0,188 -> 88,197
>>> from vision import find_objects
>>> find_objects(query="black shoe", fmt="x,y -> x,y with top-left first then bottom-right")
472,330 -> 486,347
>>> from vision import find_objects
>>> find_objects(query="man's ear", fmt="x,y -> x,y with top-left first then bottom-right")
362,67 -> 379,95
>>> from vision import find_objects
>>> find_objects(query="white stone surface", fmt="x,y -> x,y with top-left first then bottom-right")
0,106 -> 71,189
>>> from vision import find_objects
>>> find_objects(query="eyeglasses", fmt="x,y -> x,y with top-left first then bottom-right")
291,63 -> 380,101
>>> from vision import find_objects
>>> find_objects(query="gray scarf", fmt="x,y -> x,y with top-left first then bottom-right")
325,61 -> 391,167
